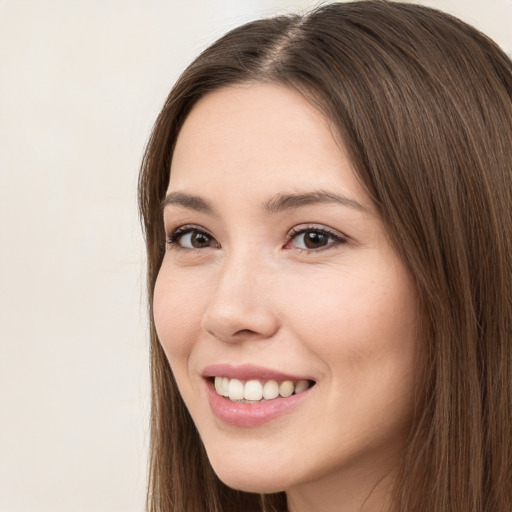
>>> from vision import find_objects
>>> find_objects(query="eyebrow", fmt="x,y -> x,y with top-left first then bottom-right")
263,190 -> 366,213
161,191 -> 214,214
161,190 -> 366,215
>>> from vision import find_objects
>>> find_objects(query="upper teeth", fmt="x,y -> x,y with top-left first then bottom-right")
214,377 -> 310,402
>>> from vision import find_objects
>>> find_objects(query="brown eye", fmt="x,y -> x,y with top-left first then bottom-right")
302,231 -> 329,249
188,231 -> 212,248
288,227 -> 346,251
168,228 -> 218,249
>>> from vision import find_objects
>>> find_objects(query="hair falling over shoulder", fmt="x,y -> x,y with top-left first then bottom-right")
138,1 -> 512,510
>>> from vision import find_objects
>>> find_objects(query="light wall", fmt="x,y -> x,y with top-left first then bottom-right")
0,1 -> 510,511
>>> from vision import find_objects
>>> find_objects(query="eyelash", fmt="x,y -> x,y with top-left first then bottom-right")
166,225 -> 216,249
286,226 -> 347,252
165,224 -> 347,252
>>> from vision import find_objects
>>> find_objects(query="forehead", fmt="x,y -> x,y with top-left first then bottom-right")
168,83 -> 368,208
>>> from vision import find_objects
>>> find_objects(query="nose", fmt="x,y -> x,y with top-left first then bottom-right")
200,253 -> 280,344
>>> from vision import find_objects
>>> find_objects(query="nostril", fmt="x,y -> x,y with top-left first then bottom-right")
233,328 -> 259,337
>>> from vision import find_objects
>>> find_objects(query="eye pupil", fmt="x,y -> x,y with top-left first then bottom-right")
191,232 -> 210,248
304,231 -> 327,249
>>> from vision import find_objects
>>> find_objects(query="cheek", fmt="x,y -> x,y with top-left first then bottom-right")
153,265 -> 206,362
279,262 -> 417,375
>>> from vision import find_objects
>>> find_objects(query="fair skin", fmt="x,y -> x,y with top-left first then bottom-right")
153,83 -> 418,512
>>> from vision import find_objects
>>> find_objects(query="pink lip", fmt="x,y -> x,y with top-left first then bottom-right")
202,363 -> 312,382
202,364 -> 315,428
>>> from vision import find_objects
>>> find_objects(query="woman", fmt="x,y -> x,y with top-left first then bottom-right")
138,1 -> 512,510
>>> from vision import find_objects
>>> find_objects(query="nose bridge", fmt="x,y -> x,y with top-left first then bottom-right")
201,247 -> 279,342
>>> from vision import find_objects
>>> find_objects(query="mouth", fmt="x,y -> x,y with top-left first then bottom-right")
210,376 -> 315,403
202,364 -> 316,427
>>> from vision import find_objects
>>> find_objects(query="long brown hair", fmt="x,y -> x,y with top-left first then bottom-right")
138,2 -> 512,510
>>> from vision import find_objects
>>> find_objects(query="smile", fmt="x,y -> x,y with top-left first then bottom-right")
203,365 -> 316,427
214,377 -> 312,402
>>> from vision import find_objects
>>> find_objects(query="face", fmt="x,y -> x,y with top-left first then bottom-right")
153,84 -> 418,503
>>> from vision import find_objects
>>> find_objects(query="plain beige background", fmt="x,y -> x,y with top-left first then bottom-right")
0,1 -> 510,511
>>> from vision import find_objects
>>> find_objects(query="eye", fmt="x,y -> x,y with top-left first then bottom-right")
286,226 -> 346,251
167,226 -> 219,250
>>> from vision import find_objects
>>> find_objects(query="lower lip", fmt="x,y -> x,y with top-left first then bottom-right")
205,380 -> 312,427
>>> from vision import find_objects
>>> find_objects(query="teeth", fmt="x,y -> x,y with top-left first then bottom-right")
244,380 -> 263,401
263,380 -> 279,399
221,377 -> 229,397
228,379 -> 244,401
295,380 -> 309,394
213,377 -> 311,402
279,380 -> 294,398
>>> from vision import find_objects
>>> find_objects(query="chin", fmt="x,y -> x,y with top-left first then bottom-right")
215,472 -> 287,495
206,452 -> 292,494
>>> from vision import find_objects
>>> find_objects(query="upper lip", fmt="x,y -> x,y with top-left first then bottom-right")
202,363 -> 313,382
